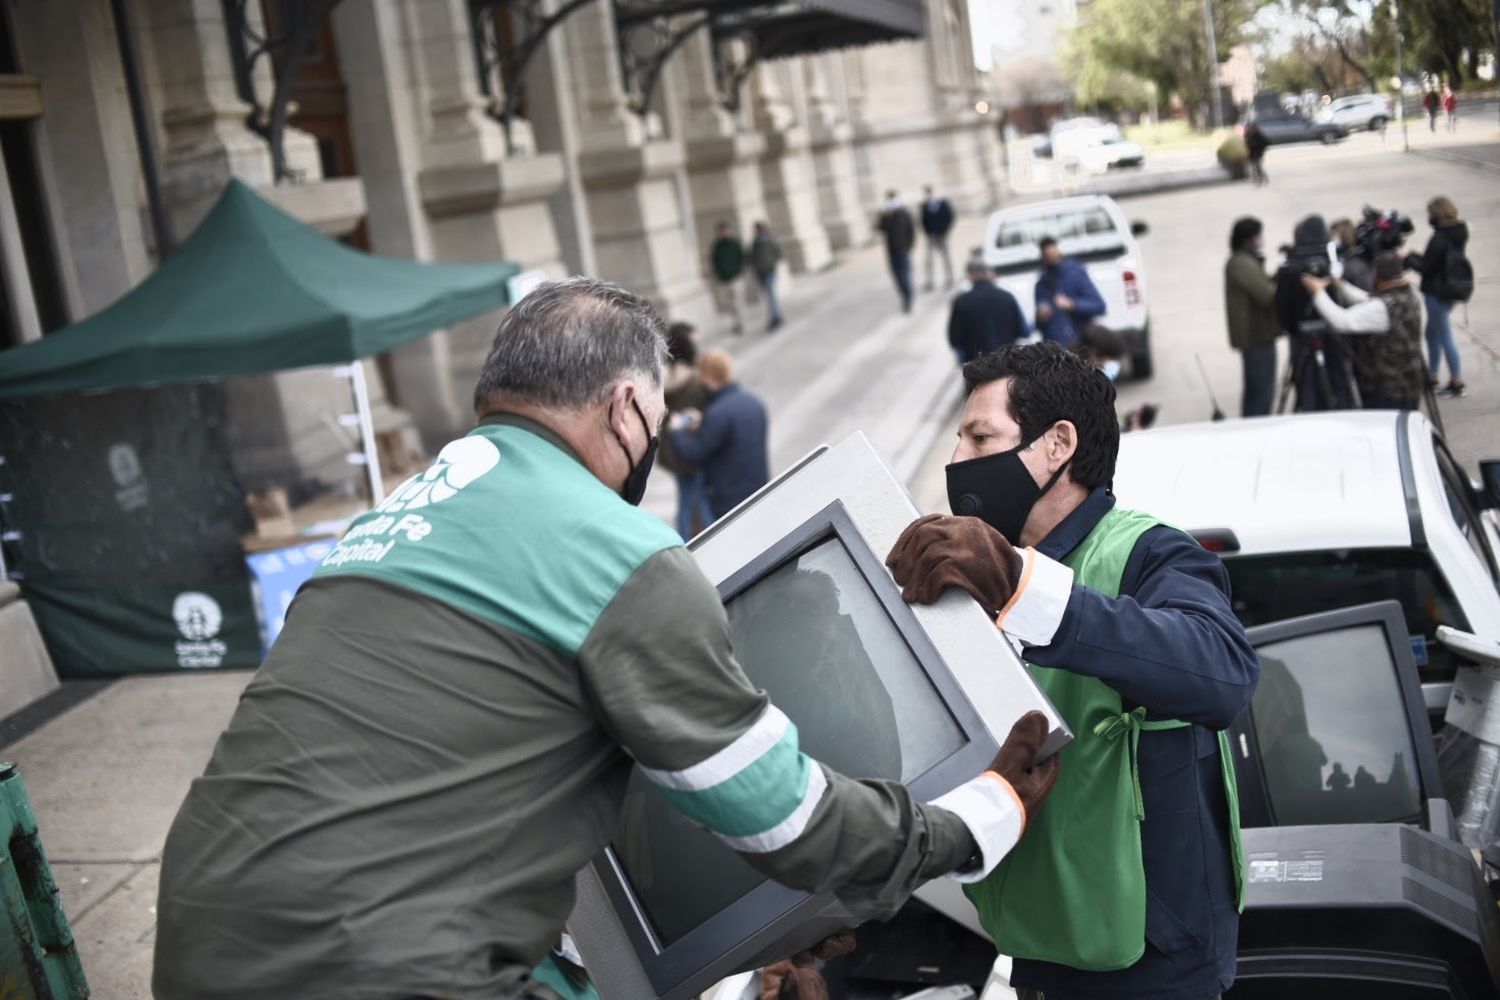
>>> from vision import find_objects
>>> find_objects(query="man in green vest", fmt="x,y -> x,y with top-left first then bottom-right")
152,278 -> 1059,1000
887,342 -> 1259,1000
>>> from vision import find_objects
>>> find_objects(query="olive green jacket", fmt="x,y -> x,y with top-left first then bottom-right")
1224,250 -> 1281,352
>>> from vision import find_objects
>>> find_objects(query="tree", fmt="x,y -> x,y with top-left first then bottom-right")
1064,0 -> 1269,128
1281,0 -> 1382,91
1402,0 -> 1498,85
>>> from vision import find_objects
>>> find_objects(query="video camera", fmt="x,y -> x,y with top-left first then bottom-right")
1351,204 -> 1414,260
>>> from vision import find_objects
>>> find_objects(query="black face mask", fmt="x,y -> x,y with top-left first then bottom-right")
618,399 -> 659,506
946,431 -> 1071,545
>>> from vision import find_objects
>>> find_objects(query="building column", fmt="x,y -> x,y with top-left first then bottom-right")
750,62 -> 832,273
679,28 -> 767,271
803,54 -> 871,252
567,4 -> 709,324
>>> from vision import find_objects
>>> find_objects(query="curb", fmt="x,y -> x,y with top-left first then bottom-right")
1408,146 -> 1500,176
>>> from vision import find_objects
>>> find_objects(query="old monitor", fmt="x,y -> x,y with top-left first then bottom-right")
570,433 -> 1068,1000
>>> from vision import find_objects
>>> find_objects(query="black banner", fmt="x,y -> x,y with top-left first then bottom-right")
0,384 -> 260,676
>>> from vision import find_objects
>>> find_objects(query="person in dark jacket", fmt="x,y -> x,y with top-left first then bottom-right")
659,322 -> 712,539
1244,122 -> 1269,186
877,191 -> 917,313
669,349 -> 770,518
920,185 -> 956,292
1423,88 -> 1440,132
1033,238 -> 1106,347
749,221 -> 785,331
709,221 -> 747,335
1224,217 -> 1281,417
886,343 -> 1259,1000
1407,195 -> 1468,397
949,259 -> 1027,364
1274,214 -> 1357,411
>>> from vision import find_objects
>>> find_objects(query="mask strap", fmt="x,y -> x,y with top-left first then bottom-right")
1024,424 -> 1072,500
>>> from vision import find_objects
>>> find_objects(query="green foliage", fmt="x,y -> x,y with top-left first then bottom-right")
1400,0 -> 1497,85
1063,0 -> 1268,125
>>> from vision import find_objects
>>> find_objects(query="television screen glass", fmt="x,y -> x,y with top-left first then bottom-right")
612,536 -> 966,949
1252,623 -> 1423,826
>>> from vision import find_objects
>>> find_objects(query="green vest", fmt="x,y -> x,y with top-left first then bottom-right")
966,507 -> 1245,971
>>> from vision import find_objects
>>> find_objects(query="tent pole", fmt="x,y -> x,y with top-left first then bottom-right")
347,363 -> 385,506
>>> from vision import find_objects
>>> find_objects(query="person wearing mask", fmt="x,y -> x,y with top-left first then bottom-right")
153,279 -> 1059,1000
1329,218 -> 1373,293
886,342 -> 1258,1000
1224,217 -> 1282,417
749,221 -> 785,332
877,190 -> 917,314
1033,237 -> 1106,348
709,220 -> 747,335
1274,214 -> 1357,412
659,322 -> 712,539
920,184 -> 957,292
1301,252 -> 1426,411
1407,195 -> 1469,397
948,258 -> 1028,365
668,349 -> 771,519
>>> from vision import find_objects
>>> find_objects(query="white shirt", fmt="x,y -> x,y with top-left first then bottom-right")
1311,282 -> 1391,335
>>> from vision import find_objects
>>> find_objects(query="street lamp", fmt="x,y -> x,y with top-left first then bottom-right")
1202,0 -> 1225,131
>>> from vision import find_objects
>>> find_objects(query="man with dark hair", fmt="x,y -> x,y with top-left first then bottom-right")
1033,237 -> 1106,347
709,220 -> 747,335
877,189 -> 917,313
920,184 -> 956,292
1303,252 -> 1426,411
154,278 -> 1058,1000
1224,216 -> 1280,417
886,341 -> 1259,1000
948,258 -> 1027,364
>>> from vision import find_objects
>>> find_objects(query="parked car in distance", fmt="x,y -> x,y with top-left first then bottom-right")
1049,116 -> 1122,165
1113,411 -> 1500,717
1320,93 -> 1393,131
1244,111 -> 1349,145
1075,136 -> 1146,174
982,194 -> 1153,378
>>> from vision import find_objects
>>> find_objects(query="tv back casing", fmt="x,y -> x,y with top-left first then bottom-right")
570,433 -> 1070,1000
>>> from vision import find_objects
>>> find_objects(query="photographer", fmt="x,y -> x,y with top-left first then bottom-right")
1275,215 -> 1357,411
1301,252 -> 1425,411
1331,219 -> 1374,293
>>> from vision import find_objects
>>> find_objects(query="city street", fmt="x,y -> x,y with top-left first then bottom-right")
5,128 -> 1499,998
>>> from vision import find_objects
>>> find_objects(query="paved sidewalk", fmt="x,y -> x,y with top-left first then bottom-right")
2,209 -> 989,998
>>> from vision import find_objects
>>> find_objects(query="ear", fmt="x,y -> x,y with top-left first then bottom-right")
1046,420 -> 1079,470
607,382 -> 635,443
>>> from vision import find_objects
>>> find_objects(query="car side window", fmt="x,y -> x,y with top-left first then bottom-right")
1434,439 -> 1500,583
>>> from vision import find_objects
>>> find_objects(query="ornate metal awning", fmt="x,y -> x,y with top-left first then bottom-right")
702,0 -> 926,60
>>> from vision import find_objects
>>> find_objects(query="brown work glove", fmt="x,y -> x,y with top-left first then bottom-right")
990,710 -> 1061,824
886,514 -> 1026,616
760,932 -> 856,1000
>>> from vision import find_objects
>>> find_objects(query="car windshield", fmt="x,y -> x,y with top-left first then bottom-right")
1224,548 -> 1471,679
994,206 -> 1117,248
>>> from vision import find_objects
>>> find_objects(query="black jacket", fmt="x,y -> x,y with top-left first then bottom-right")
878,207 -> 916,254
920,198 -> 955,237
948,281 -> 1027,363
667,382 -> 769,518
1411,221 -> 1469,300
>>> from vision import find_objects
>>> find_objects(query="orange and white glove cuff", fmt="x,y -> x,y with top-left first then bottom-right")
995,547 -> 1074,648
929,772 -> 1025,883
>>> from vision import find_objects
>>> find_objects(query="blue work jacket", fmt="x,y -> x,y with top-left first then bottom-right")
1034,259 -> 1106,346
667,382 -> 770,519
1011,488 -> 1260,1000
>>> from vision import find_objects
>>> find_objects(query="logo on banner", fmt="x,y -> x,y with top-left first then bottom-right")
173,591 -> 227,668
108,442 -> 149,512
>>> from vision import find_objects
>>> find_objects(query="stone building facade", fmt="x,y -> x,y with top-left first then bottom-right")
0,0 -> 1002,491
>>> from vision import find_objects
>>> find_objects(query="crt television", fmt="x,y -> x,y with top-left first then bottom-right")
569,433 -> 1069,1000
1228,600 -> 1447,832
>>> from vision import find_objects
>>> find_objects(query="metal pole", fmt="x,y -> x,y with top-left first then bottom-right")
1202,0 -> 1225,131
344,363 -> 385,506
109,0 -> 174,257
1394,0 -> 1410,152
1493,0 -> 1500,128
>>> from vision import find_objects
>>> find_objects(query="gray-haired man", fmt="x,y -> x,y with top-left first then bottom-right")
152,278 -> 1057,1000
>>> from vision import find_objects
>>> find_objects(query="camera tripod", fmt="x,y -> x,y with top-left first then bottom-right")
1277,333 -> 1356,414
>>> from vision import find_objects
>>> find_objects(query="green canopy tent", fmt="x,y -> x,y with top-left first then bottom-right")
0,179 -> 522,675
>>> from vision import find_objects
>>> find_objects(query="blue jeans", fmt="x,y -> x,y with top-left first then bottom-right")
674,472 -> 713,540
1240,343 -> 1276,417
888,250 -> 913,311
757,270 -> 782,324
1424,293 -> 1461,380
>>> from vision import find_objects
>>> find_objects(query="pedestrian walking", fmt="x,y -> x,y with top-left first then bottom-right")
1033,237 -> 1105,348
151,278 -> 1054,1000
668,349 -> 770,519
660,322 -> 713,539
1224,217 -> 1281,417
1443,86 -> 1458,131
1244,121 -> 1269,186
1424,88 -> 1440,132
1408,195 -> 1471,397
749,221 -> 785,331
920,185 -> 956,292
709,221 -> 747,335
877,190 -> 916,313
948,258 -> 1027,365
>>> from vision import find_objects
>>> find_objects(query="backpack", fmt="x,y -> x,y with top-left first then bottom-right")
1441,248 -> 1475,303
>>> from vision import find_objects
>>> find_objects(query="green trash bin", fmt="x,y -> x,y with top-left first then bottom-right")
0,762 -> 89,999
